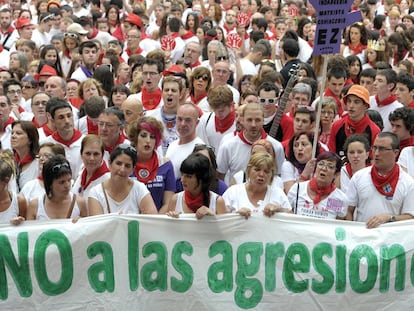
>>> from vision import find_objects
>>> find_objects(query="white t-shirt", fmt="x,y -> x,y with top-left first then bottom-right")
88,180 -> 150,214
398,146 -> 414,177
223,183 -> 291,213
347,166 -> 414,222
369,95 -> 403,132
174,191 -> 218,213
287,181 -> 348,220
281,161 -> 300,184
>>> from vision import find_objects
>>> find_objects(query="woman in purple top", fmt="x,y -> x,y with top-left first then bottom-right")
128,116 -> 176,212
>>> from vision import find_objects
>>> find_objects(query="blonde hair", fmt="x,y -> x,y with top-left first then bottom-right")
246,152 -> 275,184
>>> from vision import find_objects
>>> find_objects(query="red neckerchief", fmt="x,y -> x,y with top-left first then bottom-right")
134,151 -> 159,184
190,60 -> 201,68
14,152 -> 34,168
42,124 -> 54,136
0,45 -> 3,52
368,61 -> 375,67
80,161 -> 109,191
238,128 -> 268,145
170,32 -> 179,39
400,136 -> 414,150
265,32 -> 276,41
190,92 -> 207,105
184,190 -> 204,213
371,164 -> 400,197
308,41 -> 313,48
393,50 -> 408,65
31,117 -> 45,128
375,94 -> 397,106
408,101 -> 414,108
215,109 -> 235,133
126,47 -> 143,57
345,162 -> 370,178
324,88 -> 344,116
141,87 -> 162,110
181,30 -> 194,40
2,116 -> 14,132
104,135 -> 125,153
86,117 -> 99,135
309,177 -> 336,204
88,28 -> 99,39
108,20 -> 117,27
1,26 -> 14,35
18,106 -> 24,113
68,97 -> 83,109
223,23 -> 235,33
51,129 -> 82,147
348,43 -> 366,55
344,114 -> 371,136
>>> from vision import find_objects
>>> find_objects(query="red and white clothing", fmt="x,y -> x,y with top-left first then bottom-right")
369,95 -> 403,132
72,166 -> 110,199
347,166 -> 414,222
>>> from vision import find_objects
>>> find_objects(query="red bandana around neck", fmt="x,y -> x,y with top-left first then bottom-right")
375,94 -> 397,106
371,164 -> 400,197
134,152 -> 159,184
184,190 -> 205,213
104,135 -> 125,154
308,177 -> 336,204
51,129 -> 83,147
86,117 -> 99,135
42,124 -> 54,136
400,136 -> 414,150
190,92 -> 207,105
190,60 -> 201,68
344,114 -> 370,136
31,117 -> 45,128
348,42 -> 366,55
126,47 -> 143,57
2,116 -> 14,132
181,30 -> 194,40
141,87 -> 162,111
80,161 -> 109,191
238,128 -> 268,145
215,109 -> 235,133
88,28 -> 99,39
324,88 -> 344,116
14,152 -> 34,168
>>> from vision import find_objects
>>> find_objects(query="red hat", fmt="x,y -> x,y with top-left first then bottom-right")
16,17 -> 33,30
124,14 -> 143,29
34,65 -> 57,81
163,64 -> 185,76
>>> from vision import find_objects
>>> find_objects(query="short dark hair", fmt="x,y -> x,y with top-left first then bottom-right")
47,98 -> 72,118
43,155 -> 72,198
257,82 -> 279,97
3,79 -> 22,93
143,57 -> 163,73
327,67 -> 347,80
377,69 -> 397,86
79,41 -> 97,54
376,131 -> 400,150
110,144 -> 138,167
281,38 -> 299,58
360,68 -> 376,80
389,106 -> 414,135
396,71 -> 414,91
100,106 -> 125,125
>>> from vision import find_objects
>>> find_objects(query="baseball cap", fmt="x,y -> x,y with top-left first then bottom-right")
66,23 -> 88,35
344,85 -> 370,106
124,14 -> 143,29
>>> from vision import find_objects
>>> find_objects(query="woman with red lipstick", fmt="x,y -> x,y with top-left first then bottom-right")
223,152 -> 291,218
128,116 -> 176,213
287,152 -> 348,220
336,134 -> 370,194
167,153 -> 226,219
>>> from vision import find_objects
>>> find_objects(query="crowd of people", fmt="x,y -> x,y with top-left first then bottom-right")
1,0 -> 414,229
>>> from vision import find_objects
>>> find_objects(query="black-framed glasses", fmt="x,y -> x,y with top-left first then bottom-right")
51,162 -> 70,173
317,161 -> 336,170
38,81 -> 45,87
216,56 -> 229,61
23,85 -> 37,89
371,146 -> 394,153
194,75 -> 209,81
259,97 -> 277,105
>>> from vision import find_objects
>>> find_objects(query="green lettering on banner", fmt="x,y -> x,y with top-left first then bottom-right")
171,241 -> 193,293
349,245 -> 377,293
128,221 -> 139,291
312,243 -> 334,294
87,242 -> 114,293
235,242 -> 263,309
264,242 -> 285,291
0,232 -> 32,299
283,243 -> 310,293
34,229 -> 73,295
380,244 -> 406,292
208,240 -> 233,293
335,228 -> 347,293
140,242 -> 167,291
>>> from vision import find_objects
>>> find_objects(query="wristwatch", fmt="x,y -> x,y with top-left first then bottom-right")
389,215 -> 396,222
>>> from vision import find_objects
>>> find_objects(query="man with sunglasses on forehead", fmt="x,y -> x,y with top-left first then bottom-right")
346,132 -> 414,228
258,82 -> 293,143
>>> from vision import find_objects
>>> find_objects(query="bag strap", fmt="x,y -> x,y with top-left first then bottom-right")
294,182 -> 300,215
66,194 -> 77,219
101,182 -> 111,214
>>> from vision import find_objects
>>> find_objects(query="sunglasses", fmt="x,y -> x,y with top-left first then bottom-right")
38,81 -> 45,87
259,97 -> 277,105
216,56 -> 229,61
194,75 -> 209,81
51,162 -> 71,173
23,85 -> 37,89
117,143 -> 137,154
64,32 -> 79,39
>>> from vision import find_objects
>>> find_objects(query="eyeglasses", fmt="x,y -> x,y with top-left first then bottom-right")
371,146 -> 394,152
7,89 -> 22,95
64,32 -> 79,39
216,56 -> 229,61
317,161 -> 336,170
126,35 -> 141,39
33,101 -> 48,106
142,71 -> 159,77
321,110 -> 335,115
36,153 -> 54,160
38,81 -> 45,88
117,143 -> 137,154
259,97 -> 277,105
23,85 -> 37,89
97,121 -> 121,128
51,162 -> 70,173
194,75 -> 209,81
241,81 -> 251,86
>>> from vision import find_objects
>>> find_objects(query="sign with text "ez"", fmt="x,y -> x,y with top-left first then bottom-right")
310,0 -> 362,55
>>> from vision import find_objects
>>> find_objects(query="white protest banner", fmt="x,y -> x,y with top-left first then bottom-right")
1,214 -> 414,310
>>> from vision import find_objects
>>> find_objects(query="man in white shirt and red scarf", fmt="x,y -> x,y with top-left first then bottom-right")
197,85 -> 236,153
183,41 -> 201,69
370,68 -> 403,132
346,132 -> 414,228
128,58 -> 163,112
216,102 -> 285,184
44,98 -> 84,179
